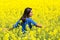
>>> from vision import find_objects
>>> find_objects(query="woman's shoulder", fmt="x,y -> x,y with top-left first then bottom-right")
26,18 -> 32,20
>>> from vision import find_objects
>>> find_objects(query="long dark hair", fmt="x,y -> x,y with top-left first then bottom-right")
20,7 -> 32,23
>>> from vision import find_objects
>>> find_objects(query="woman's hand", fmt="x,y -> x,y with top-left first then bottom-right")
36,24 -> 42,28
2,27 -> 13,31
2,28 -> 9,31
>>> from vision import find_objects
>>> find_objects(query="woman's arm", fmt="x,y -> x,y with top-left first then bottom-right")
8,27 -> 14,31
3,20 -> 21,31
30,18 -> 42,28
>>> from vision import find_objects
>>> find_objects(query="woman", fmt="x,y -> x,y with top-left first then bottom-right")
8,7 -> 42,33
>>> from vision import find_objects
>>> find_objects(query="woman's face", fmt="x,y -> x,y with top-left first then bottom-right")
29,10 -> 33,17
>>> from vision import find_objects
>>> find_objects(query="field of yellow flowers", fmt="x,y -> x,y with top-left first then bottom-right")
0,0 -> 60,40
